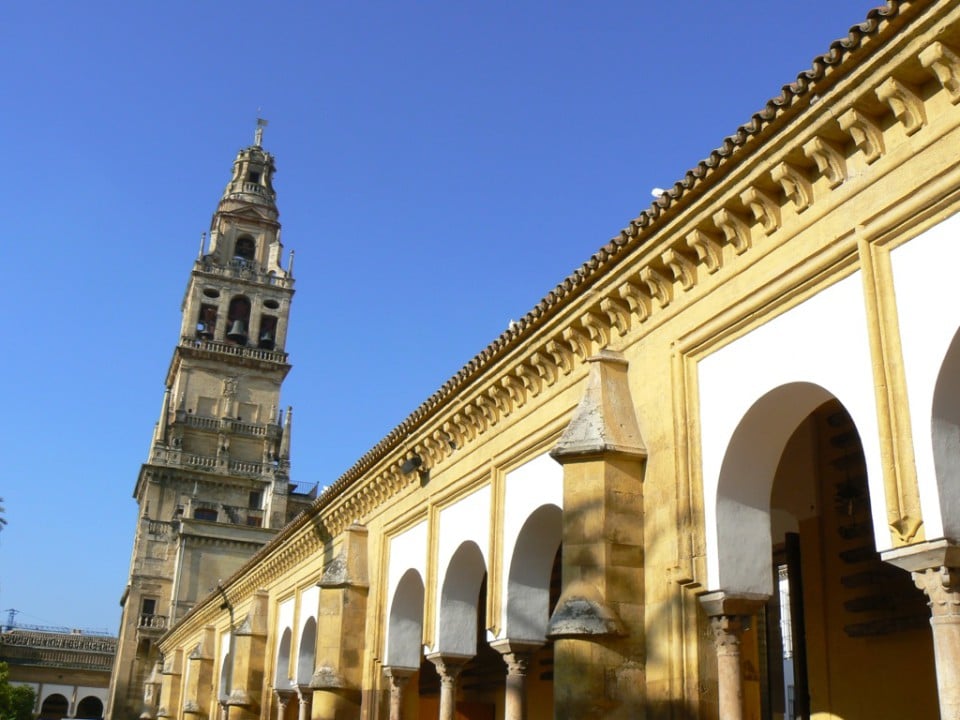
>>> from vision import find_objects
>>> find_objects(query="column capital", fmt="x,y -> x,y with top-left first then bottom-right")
913,566 -> 960,617
426,652 -> 471,683
490,639 -> 543,677
383,665 -> 416,685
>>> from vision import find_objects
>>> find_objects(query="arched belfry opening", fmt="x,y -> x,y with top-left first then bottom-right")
712,385 -> 935,718
226,296 -> 251,345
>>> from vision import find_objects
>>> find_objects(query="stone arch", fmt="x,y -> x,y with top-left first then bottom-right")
437,541 -> 487,656
715,381 -> 835,595
931,327 -> 960,538
504,503 -> 562,642
275,626 -> 292,688
385,568 -> 425,669
296,616 -> 316,685
39,693 -> 68,720
75,696 -> 103,719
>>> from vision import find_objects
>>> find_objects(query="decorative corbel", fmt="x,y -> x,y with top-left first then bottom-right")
771,161 -> 814,212
451,411 -> 477,443
685,228 -> 723,274
711,208 -> 752,255
600,296 -> 631,336
876,77 -> 926,135
617,280 -> 652,323
515,362 -> 543,398
920,41 -> 960,104
529,350 -> 558,389
739,187 -> 781,235
463,402 -> 489,435
499,375 -> 526,410
802,136 -> 847,188
562,325 -> 593,363
475,393 -> 500,426
837,108 -> 885,164
546,339 -> 575,376
487,384 -> 512,418
640,266 -> 672,308
661,248 -> 697,291
579,311 -> 611,349
442,420 -> 467,451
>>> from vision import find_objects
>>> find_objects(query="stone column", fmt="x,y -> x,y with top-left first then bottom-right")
294,686 -> 311,720
383,667 -> 415,720
427,654 -> 469,720
490,641 -> 542,720
699,591 -> 766,720
914,566 -> 960,720
273,690 -> 292,720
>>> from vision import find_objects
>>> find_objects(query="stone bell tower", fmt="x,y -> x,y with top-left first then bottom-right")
106,123 -> 316,720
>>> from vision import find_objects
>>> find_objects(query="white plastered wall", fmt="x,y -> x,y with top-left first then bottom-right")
431,485 -> 491,653
890,211 -> 960,540
497,452 -> 563,641
275,597 -> 294,688
295,586 -> 319,684
384,520 -> 428,665
699,270 -> 883,593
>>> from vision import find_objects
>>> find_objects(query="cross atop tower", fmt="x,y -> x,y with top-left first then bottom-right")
254,117 -> 268,147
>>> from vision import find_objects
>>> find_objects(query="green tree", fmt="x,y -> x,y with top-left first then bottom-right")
0,662 -> 34,720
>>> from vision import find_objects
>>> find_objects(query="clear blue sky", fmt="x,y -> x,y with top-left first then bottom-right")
3,0 -> 877,633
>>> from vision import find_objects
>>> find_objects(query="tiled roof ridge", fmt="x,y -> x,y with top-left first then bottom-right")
309,2 -> 902,498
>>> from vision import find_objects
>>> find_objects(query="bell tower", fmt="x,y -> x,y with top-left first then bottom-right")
106,124 -> 315,720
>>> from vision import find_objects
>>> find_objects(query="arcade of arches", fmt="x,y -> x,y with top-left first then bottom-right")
148,3 -> 960,719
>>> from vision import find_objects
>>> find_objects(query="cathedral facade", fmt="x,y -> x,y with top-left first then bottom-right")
127,2 -> 960,718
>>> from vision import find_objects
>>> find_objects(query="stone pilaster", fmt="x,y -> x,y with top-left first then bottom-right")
491,640 -> 543,720
699,591 -> 767,720
156,650 -> 182,720
311,524 -> 369,719
228,591 -> 269,720
427,653 -> 469,720
548,350 -> 647,719
383,667 -> 415,720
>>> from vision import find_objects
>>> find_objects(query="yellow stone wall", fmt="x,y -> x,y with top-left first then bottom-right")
154,3 -> 960,719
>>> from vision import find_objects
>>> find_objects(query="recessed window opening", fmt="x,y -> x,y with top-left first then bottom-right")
248,171 -> 261,184
235,236 -> 256,262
